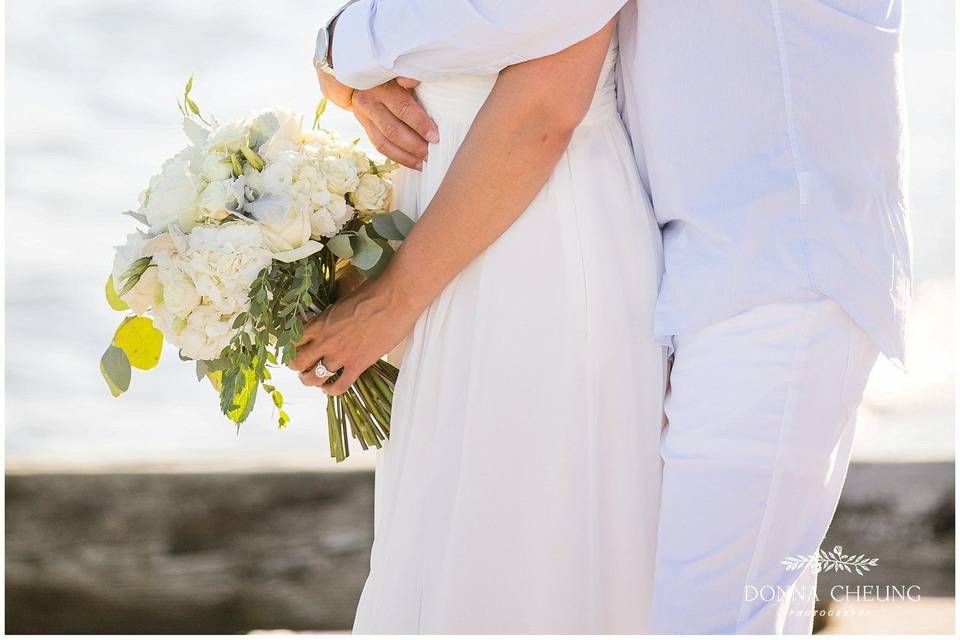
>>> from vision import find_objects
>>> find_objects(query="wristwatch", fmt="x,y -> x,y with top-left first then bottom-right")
314,2 -> 358,74
313,19 -> 336,75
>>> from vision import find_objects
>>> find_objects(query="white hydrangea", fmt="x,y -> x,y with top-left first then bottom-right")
151,225 -> 272,360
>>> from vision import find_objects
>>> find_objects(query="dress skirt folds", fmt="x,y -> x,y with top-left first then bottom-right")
352,43 -> 666,634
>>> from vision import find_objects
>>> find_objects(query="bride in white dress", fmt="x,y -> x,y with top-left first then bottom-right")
297,20 -> 664,633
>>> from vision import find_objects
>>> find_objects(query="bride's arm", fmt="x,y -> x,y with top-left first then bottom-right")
292,20 -> 616,392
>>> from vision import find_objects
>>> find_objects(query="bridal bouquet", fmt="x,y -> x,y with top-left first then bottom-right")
101,78 -> 413,461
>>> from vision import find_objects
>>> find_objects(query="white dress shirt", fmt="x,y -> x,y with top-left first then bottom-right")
331,0 -> 912,366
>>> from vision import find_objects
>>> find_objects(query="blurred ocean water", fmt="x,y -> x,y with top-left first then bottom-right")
4,0 -> 954,470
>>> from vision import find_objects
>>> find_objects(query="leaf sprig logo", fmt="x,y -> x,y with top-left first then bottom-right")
781,545 -> 879,576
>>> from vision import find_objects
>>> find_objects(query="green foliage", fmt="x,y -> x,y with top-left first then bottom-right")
369,213 -> 407,241
177,75 -> 211,126
313,97 -> 328,129
113,316 -> 164,370
100,315 -> 162,396
100,345 -> 131,397
220,366 -> 258,424
350,226 -> 384,271
240,144 -> 265,171
326,234 -> 354,258
117,257 -> 152,297
105,275 -> 129,311
389,210 -> 415,237
216,250 -> 337,429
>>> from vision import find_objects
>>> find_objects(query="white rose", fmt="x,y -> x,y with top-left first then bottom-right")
177,305 -> 238,361
299,163 -> 320,183
167,144 -> 206,175
197,179 -> 235,220
259,138 -> 298,162
256,110 -> 304,160
337,142 -> 371,174
205,119 -> 250,153
309,209 -> 338,239
260,207 -> 312,253
327,193 -> 353,224
352,173 -> 391,212
141,157 -> 202,231
322,157 -> 361,195
302,128 -> 334,149
200,151 -> 233,181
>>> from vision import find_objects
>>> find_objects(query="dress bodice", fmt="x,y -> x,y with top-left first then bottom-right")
414,40 -> 619,125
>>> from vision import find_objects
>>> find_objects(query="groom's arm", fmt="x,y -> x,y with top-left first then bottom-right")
330,0 -> 627,89
315,0 -> 626,169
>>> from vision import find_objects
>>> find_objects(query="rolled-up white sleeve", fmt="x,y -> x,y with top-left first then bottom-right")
331,0 -> 627,89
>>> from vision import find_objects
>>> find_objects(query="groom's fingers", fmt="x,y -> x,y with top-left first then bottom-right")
355,111 -> 424,171
354,89 -> 430,160
379,83 -> 437,145
395,77 -> 420,90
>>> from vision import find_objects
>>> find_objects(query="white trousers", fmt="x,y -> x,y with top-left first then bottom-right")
650,293 -> 879,634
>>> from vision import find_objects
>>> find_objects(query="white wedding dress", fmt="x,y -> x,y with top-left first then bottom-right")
353,41 -> 665,634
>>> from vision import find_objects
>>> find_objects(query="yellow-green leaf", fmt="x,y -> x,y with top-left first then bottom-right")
105,275 -> 129,311
113,316 -> 163,370
207,370 -> 223,392
100,345 -> 131,397
225,368 -> 257,423
313,97 -> 328,129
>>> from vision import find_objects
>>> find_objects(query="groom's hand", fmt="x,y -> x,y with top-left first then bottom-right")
352,80 -> 439,170
315,69 -> 438,170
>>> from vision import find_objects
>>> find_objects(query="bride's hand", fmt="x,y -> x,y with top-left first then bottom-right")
288,277 -> 420,395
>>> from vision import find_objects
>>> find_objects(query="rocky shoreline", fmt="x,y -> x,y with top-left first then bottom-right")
6,462 -> 954,634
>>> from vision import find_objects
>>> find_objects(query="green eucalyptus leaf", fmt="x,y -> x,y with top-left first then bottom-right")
100,345 -> 131,397
326,234 -> 354,258
369,214 -> 405,241
357,242 -> 394,278
390,210 -> 415,238
350,227 -> 384,271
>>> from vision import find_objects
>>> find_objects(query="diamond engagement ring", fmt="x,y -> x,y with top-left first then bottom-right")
314,360 -> 335,379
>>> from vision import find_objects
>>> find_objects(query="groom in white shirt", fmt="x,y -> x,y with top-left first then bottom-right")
313,0 -> 911,633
